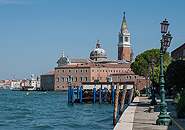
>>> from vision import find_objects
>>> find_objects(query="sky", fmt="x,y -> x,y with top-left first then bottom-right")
1,0 -> 185,80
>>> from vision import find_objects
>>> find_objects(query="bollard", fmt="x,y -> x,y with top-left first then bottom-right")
113,83 -> 119,126
68,86 -> 71,103
71,88 -> 74,105
149,106 -> 154,113
112,86 -> 114,103
93,88 -> 96,103
104,87 -> 107,102
77,86 -> 79,99
80,87 -> 82,103
99,88 -> 101,104
119,85 -> 127,115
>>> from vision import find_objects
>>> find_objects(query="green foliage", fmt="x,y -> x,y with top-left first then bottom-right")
174,91 -> 185,118
130,49 -> 171,85
135,90 -> 140,96
165,60 -> 185,91
173,93 -> 181,105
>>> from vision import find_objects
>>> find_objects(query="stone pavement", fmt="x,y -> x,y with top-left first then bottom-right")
114,94 -> 185,130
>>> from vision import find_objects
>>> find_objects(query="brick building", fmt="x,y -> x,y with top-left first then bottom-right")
171,43 -> 185,60
40,71 -> 55,91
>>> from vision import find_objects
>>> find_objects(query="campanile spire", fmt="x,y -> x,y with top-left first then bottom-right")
121,12 -> 128,33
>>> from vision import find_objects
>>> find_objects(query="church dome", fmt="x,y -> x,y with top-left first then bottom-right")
90,40 -> 107,60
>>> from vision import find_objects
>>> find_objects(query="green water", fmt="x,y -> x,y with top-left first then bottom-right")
0,90 -> 127,130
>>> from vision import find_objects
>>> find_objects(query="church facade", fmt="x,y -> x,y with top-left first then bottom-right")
41,13 -> 145,91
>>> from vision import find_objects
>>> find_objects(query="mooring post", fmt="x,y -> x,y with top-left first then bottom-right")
72,88 -> 74,105
77,86 -> 79,99
113,83 -> 119,126
80,87 -> 82,103
128,88 -> 134,105
68,86 -> 71,103
104,87 -> 107,102
112,86 -> 114,103
119,85 -> 127,115
99,88 -> 101,104
93,88 -> 96,103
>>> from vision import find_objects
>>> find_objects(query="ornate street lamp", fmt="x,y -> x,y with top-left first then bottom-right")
156,19 -> 173,125
150,55 -> 157,105
148,67 -> 151,98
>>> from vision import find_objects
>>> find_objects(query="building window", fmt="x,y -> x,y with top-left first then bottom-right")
126,76 -> 128,79
92,77 -> 94,81
57,70 -> 59,73
92,70 -> 94,72
122,70 -> 123,72
80,77 -> 83,82
109,70 -> 110,72
62,77 -> 64,82
57,86 -> 59,88
125,37 -> 128,42
134,76 -> 137,79
97,77 -> 99,80
118,76 -> 120,79
69,70 -> 71,73
106,77 -> 107,81
97,70 -> 99,72
71,77 -> 73,82
62,70 -> 64,73
114,70 -> 115,72
85,77 -> 88,82
111,70 -> 112,72
116,70 -> 118,72
103,70 -> 104,72
100,77 -> 102,81
129,76 -> 131,79
81,69 -> 83,73
75,77 -> 78,82
119,70 -> 120,72
100,70 -> 102,72
85,69 -> 88,73
75,69 -> 78,73
57,77 -> 59,82
62,86 -> 64,88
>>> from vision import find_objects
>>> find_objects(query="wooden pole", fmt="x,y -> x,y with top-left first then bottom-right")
113,83 -> 119,126
128,88 -> 134,105
119,85 -> 127,115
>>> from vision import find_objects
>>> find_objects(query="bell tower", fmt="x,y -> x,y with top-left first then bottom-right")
117,12 -> 131,61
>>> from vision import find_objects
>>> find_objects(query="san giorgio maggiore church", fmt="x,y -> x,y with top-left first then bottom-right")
41,13 -> 145,91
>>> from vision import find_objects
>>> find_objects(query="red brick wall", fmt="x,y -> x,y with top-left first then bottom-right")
118,46 -> 130,61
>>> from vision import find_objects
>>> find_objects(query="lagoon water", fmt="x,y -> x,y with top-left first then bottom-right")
0,90 -> 127,130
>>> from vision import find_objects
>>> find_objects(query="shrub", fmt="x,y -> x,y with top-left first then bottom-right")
176,94 -> 185,118
173,93 -> 181,105
135,90 -> 140,96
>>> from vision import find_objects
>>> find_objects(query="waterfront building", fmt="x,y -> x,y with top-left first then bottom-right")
11,79 -> 21,89
171,43 -> 185,60
40,71 -> 55,91
41,12 -> 146,91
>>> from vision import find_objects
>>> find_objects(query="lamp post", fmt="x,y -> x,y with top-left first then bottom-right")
150,55 -> 157,105
156,19 -> 173,125
148,67 -> 151,98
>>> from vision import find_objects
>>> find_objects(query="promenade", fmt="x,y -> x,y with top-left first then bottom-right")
114,94 -> 185,130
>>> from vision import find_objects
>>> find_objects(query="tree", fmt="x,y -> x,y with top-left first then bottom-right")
165,60 -> 185,92
130,49 -> 171,86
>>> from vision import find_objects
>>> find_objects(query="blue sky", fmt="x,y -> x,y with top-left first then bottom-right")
1,0 -> 185,80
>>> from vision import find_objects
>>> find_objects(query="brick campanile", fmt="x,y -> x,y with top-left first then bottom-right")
117,12 -> 131,61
